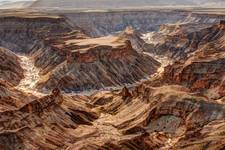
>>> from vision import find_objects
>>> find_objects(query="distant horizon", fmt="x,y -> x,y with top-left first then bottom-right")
1,0 -> 225,9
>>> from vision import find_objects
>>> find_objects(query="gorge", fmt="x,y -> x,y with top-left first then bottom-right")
0,7 -> 225,150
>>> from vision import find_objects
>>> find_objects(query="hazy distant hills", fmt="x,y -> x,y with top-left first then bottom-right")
0,0 -> 34,9
30,0 -> 225,9
31,0 -> 193,8
0,0 -> 225,9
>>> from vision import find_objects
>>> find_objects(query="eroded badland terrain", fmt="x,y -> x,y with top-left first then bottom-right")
1,8 -> 225,150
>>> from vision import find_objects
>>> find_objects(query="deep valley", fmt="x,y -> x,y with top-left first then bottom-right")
1,8 -> 225,150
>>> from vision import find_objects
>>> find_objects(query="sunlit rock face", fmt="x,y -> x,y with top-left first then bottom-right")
118,26 -> 147,52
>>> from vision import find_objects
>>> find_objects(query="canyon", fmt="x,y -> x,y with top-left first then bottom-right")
0,7 -> 225,150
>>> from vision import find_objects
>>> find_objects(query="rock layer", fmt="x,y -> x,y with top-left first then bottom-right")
36,34 -> 160,92
0,47 -> 24,86
163,22 -> 225,99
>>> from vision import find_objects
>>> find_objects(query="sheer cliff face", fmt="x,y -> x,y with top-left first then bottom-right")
64,10 -> 225,37
0,47 -> 24,86
0,15 -> 72,53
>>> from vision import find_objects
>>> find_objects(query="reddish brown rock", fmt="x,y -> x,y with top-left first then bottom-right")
0,47 -> 24,86
36,34 -> 160,92
121,86 -> 132,100
151,21 -> 225,60
160,22 -> 225,99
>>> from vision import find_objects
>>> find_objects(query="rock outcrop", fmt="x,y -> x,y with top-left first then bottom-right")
0,47 -> 24,86
66,85 -> 225,149
163,22 -> 225,99
35,33 -> 160,92
118,26 -> 147,52
149,21 -> 225,60
0,13 -> 160,93
0,84 -> 99,149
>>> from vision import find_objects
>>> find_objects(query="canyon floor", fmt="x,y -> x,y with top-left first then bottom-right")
1,8 -> 225,150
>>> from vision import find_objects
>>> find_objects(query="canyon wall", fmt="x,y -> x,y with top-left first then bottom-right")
64,10 -> 187,37
64,10 -> 225,37
0,15 -> 72,53
0,13 -> 161,93
0,47 -> 24,86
